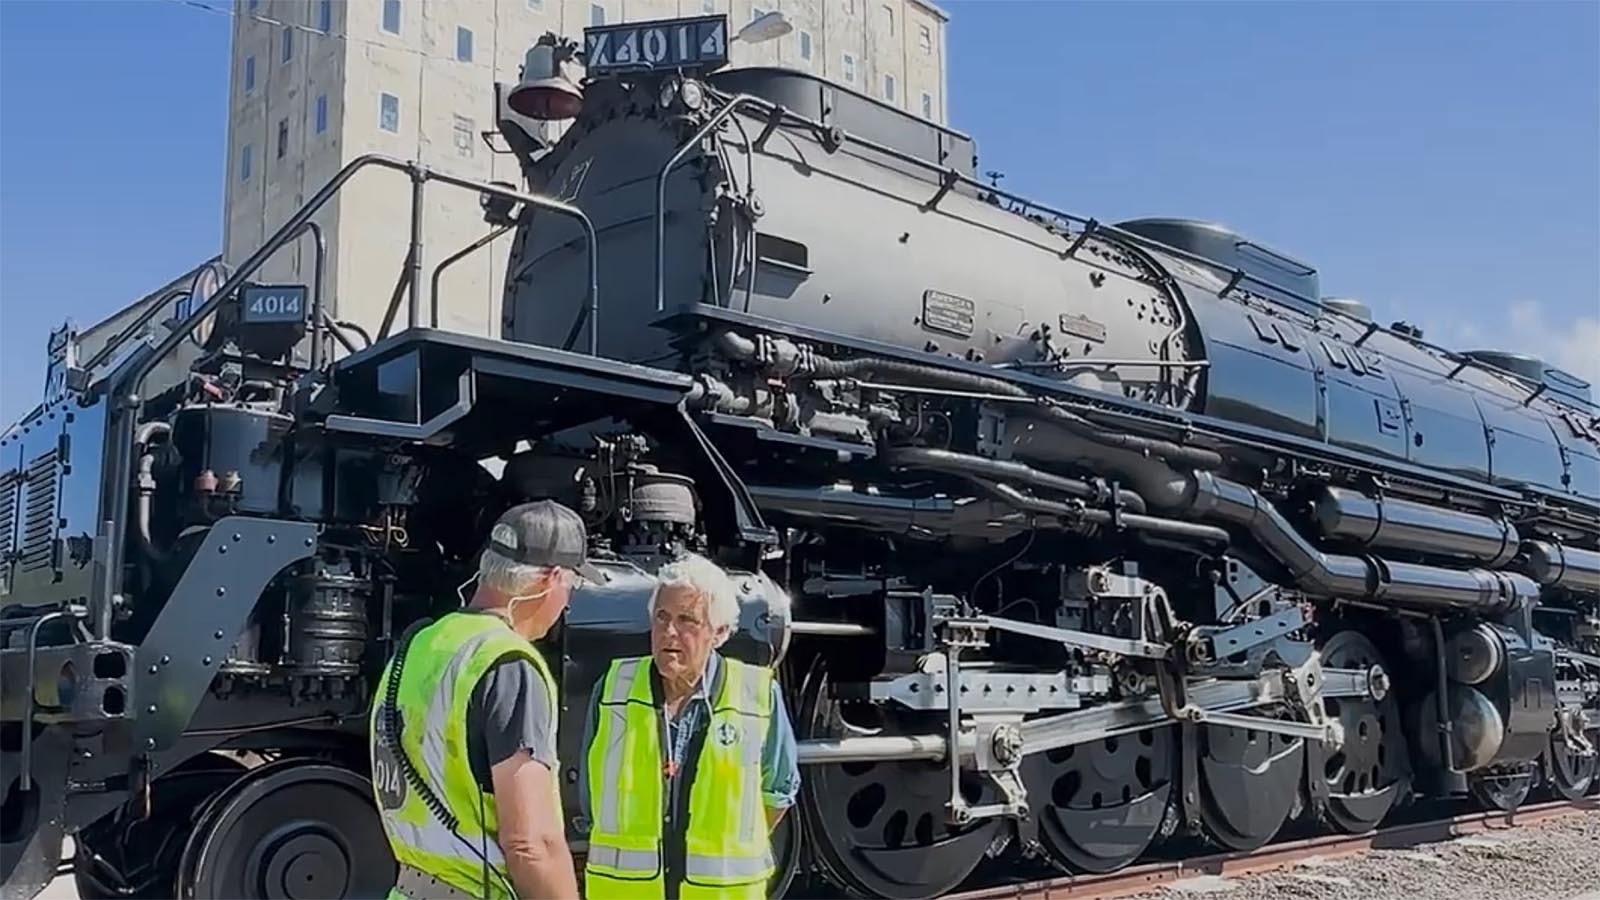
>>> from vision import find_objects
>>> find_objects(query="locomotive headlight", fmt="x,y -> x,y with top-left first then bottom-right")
679,79 -> 705,111
658,78 -> 705,113
658,77 -> 680,111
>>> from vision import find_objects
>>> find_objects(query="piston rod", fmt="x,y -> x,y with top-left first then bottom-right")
790,621 -> 877,637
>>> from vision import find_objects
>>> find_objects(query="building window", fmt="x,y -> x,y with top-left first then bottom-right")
456,26 -> 473,62
315,94 -> 328,134
382,0 -> 401,34
240,144 -> 253,181
921,91 -> 932,119
882,4 -> 894,36
276,119 -> 288,158
281,26 -> 293,61
842,53 -> 856,83
243,55 -> 255,92
883,73 -> 896,103
798,30 -> 812,61
590,4 -> 605,26
380,92 -> 400,133
453,115 -> 475,157
919,24 -> 931,53
319,0 -> 332,32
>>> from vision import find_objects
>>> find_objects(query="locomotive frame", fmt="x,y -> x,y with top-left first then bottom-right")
2,13 -> 1597,898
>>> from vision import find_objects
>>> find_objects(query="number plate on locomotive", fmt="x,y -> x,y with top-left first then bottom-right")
584,14 -> 729,75
240,285 -> 308,323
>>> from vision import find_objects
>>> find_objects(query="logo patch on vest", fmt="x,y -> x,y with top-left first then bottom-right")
714,720 -> 740,748
372,707 -> 408,810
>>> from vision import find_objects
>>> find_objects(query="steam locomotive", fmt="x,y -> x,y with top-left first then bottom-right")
2,12 -> 1596,899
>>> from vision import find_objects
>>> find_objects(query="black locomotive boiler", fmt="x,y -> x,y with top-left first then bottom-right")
2,13 -> 1596,899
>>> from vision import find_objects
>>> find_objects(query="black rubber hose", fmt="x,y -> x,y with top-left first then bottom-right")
980,481 -> 1230,544
1033,406 -> 1224,471
882,445 -> 1148,514
808,354 -> 1034,397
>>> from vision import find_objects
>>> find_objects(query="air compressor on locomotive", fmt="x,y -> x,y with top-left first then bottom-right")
2,12 -> 1597,899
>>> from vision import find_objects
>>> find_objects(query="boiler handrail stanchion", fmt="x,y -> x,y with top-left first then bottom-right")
655,94 -> 761,314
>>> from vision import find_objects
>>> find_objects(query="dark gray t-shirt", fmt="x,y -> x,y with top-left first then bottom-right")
462,623 -> 559,793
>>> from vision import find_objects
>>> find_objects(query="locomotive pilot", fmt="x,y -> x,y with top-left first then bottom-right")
370,500 -> 604,900
578,551 -> 801,899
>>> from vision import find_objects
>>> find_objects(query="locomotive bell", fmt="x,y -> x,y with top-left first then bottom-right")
509,34 -> 584,121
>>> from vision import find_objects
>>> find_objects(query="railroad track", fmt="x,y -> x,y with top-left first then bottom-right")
949,798 -> 1600,900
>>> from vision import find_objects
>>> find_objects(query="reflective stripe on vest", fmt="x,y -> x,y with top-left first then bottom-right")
369,612 -> 562,899
585,654 -> 775,899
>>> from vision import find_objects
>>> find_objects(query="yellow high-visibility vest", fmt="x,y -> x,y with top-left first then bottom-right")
368,611 -> 562,899
585,655 -> 776,899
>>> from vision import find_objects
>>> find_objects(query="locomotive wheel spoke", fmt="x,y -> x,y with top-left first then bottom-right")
176,760 -> 393,899
1467,764 -> 1535,813
1195,714 -> 1304,852
1317,631 -> 1409,834
796,657 -> 1001,899
1022,727 -> 1176,873
1541,731 -> 1597,802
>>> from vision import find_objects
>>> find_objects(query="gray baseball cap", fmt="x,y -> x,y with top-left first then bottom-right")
486,500 -> 606,583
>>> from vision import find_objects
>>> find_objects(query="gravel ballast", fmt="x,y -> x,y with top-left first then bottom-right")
1122,809 -> 1600,900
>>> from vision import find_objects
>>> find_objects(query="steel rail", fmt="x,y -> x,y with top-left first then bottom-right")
946,798 -> 1599,900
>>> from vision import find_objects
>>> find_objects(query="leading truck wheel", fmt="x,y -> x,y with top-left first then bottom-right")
73,752 -> 249,898
176,760 -> 394,899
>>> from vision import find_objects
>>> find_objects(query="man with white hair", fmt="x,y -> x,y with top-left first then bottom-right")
370,500 -> 605,900
578,551 -> 799,899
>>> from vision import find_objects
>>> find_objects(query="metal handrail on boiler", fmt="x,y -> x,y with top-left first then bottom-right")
654,93 -> 764,315
94,154 -> 599,640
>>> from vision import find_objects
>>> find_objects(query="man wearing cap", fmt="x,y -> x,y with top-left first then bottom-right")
370,500 -> 606,900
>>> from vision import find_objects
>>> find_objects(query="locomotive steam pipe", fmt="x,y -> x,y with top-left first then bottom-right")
1311,486 -> 1521,566
1517,541 -> 1600,594
1188,473 -> 1539,615
134,422 -> 171,562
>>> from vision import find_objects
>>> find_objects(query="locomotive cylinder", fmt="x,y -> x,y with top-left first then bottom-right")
1312,486 -> 1520,566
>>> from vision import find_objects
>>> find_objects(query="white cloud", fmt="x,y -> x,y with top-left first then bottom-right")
1414,299 -> 1600,394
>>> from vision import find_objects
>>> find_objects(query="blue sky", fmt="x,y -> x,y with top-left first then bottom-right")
1,0 -> 1596,426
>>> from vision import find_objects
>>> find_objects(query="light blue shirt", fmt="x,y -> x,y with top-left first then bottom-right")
577,652 -> 801,829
